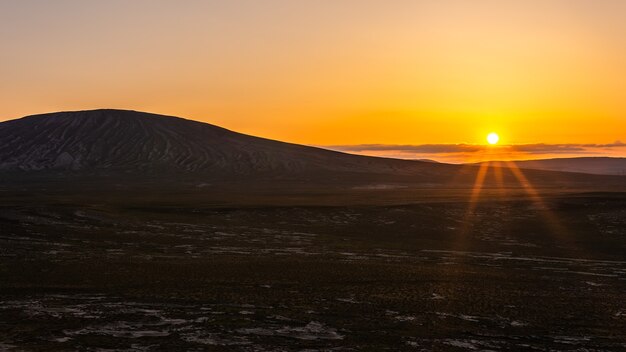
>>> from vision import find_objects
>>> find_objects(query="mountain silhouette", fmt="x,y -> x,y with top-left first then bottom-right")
477,157 -> 626,176
0,109 -> 624,191
0,109 -> 444,178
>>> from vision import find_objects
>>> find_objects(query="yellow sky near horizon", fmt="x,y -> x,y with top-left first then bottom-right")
1,0 -> 625,158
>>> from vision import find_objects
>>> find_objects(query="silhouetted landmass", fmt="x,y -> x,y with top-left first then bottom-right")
0,109 -> 439,176
478,157 -> 626,175
1,109 -> 624,193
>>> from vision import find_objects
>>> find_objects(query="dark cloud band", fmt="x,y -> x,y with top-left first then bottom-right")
324,141 -> 626,155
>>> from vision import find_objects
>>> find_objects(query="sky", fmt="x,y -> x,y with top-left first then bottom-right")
1,0 -> 625,162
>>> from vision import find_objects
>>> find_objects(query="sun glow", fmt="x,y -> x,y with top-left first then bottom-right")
487,133 -> 499,145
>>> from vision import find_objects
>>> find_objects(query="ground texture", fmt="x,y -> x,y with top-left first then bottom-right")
1,189 -> 625,351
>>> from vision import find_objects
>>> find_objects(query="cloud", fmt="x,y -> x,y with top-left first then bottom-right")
321,142 -> 626,163
325,142 -> 626,155
326,143 -> 482,154
510,141 -> 626,154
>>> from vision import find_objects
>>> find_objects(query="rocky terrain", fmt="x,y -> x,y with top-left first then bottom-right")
1,109 -> 625,351
1,193 -> 626,351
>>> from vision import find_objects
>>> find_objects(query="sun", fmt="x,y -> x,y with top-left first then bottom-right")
487,132 -> 499,145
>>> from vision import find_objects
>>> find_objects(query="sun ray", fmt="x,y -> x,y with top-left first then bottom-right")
504,161 -> 546,205
456,162 -> 490,245
504,161 -> 573,246
438,162 -> 492,298
468,163 -> 490,213
491,161 -> 507,197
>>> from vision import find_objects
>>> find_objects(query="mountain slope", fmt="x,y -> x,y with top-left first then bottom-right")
0,109 -> 439,178
477,157 -> 626,176
1,109 -> 624,192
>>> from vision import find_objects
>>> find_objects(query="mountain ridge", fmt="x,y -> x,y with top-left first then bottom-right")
476,157 -> 626,176
0,109 -> 438,177
1,109 -> 624,192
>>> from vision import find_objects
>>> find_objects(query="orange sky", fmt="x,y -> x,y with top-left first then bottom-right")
1,1 -> 625,161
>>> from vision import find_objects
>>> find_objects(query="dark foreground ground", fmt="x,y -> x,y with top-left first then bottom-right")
1,186 -> 626,351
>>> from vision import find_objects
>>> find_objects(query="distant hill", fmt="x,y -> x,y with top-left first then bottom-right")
0,109 -> 450,180
0,109 -> 623,191
477,157 -> 626,176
